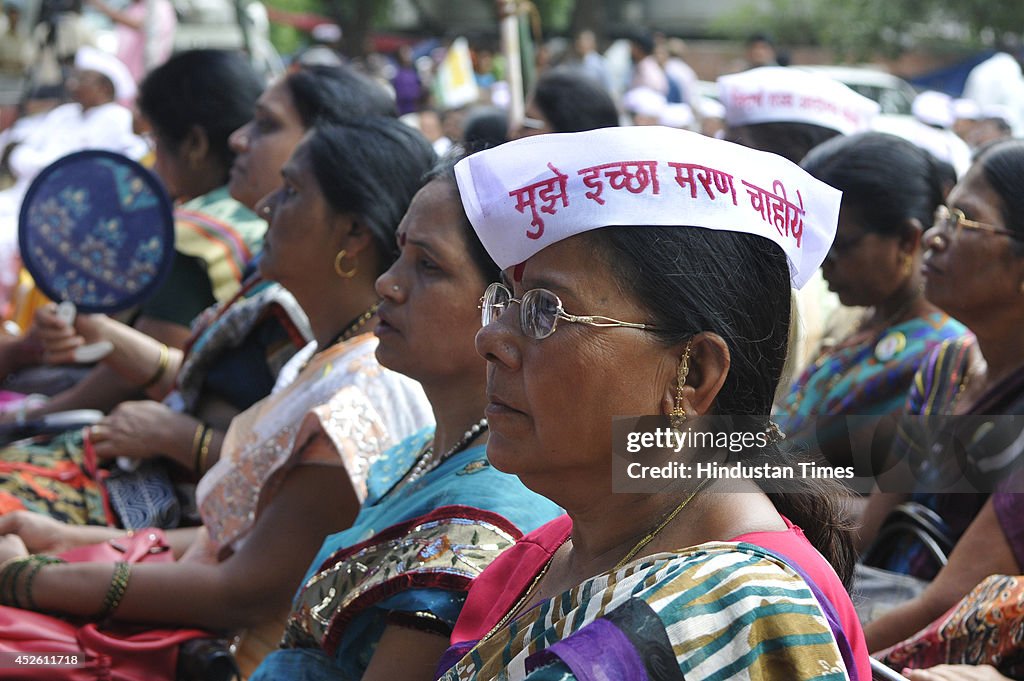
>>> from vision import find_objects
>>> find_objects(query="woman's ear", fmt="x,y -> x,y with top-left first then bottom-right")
659,332 -> 731,418
334,216 -> 376,260
183,125 -> 210,168
900,217 -> 924,255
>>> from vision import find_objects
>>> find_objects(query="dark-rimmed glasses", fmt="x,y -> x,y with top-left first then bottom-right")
480,282 -> 657,340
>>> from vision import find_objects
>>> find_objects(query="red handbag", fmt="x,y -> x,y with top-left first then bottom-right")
0,529 -> 216,680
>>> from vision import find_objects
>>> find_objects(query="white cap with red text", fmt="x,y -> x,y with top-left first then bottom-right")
717,67 -> 879,135
454,126 -> 841,289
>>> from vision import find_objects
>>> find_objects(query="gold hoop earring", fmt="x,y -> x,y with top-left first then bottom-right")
670,339 -> 692,431
334,249 -> 357,279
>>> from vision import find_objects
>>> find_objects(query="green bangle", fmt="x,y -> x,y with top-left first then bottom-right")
24,556 -> 65,611
0,556 -> 20,605
97,561 -> 131,620
5,557 -> 32,609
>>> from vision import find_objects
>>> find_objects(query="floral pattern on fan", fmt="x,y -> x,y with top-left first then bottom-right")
18,151 -> 174,313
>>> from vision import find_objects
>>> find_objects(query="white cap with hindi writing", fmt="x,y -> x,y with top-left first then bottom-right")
718,66 -> 879,135
454,126 -> 841,290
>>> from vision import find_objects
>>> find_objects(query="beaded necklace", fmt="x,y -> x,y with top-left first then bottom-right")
331,301 -> 380,346
383,418 -> 488,498
296,302 -> 380,376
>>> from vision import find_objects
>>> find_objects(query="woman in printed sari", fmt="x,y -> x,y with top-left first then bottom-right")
250,155 -> 563,681
857,139 -> 1024,580
0,120 -> 434,668
0,63 -> 396,528
774,132 -> 966,464
436,127 -> 871,681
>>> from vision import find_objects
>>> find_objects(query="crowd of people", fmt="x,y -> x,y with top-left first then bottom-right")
0,17 -> 1016,681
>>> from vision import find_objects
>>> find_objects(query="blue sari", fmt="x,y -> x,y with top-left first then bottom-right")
251,427 -> 564,681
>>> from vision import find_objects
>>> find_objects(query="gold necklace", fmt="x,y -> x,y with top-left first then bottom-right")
614,476 -> 712,569
478,478 -> 711,645
298,302 -> 380,376
337,301 -> 380,343
477,535 -> 570,645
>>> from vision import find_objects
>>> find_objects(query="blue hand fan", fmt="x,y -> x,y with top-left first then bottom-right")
18,150 -> 175,360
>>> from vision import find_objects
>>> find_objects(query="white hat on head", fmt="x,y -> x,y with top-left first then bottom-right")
912,90 -> 953,128
698,96 -> 726,120
952,98 -> 982,121
717,67 -> 879,135
658,103 -> 695,129
454,126 -> 841,290
75,46 -> 136,101
979,104 -> 1015,127
622,87 -> 667,118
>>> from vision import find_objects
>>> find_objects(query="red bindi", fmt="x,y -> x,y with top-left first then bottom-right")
513,262 -> 526,282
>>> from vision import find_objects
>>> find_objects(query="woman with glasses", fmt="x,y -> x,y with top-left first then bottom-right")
775,132 -> 966,468
248,155 -> 562,681
436,126 -> 871,681
858,139 -> 1024,582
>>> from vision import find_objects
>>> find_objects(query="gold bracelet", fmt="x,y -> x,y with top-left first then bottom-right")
140,343 -> 170,390
97,561 -> 131,620
196,427 -> 214,475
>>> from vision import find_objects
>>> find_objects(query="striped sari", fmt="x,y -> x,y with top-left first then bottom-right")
438,541 -> 853,681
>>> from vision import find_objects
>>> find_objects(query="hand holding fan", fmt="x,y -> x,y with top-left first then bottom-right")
18,150 -> 175,362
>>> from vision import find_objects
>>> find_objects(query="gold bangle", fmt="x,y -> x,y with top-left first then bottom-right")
140,343 -> 170,390
196,427 -> 214,475
97,561 -> 131,620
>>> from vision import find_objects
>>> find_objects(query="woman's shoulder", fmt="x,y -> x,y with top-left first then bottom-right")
904,311 -> 968,339
178,185 -> 260,225
914,334 -> 976,385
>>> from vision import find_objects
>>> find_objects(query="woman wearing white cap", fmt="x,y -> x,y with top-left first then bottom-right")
438,127 -> 871,680
718,66 -> 879,163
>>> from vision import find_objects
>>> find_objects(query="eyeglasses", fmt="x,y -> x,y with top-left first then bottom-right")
480,282 -> 657,340
933,205 -> 1023,240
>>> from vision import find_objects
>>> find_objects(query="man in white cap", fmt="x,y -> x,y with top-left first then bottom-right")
962,48 -> 1024,137
967,105 -> 1015,149
4,46 -> 142,191
0,45 -> 144,285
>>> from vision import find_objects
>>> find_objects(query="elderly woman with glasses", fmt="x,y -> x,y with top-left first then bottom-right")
435,127 -> 871,681
857,139 -> 1024,583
